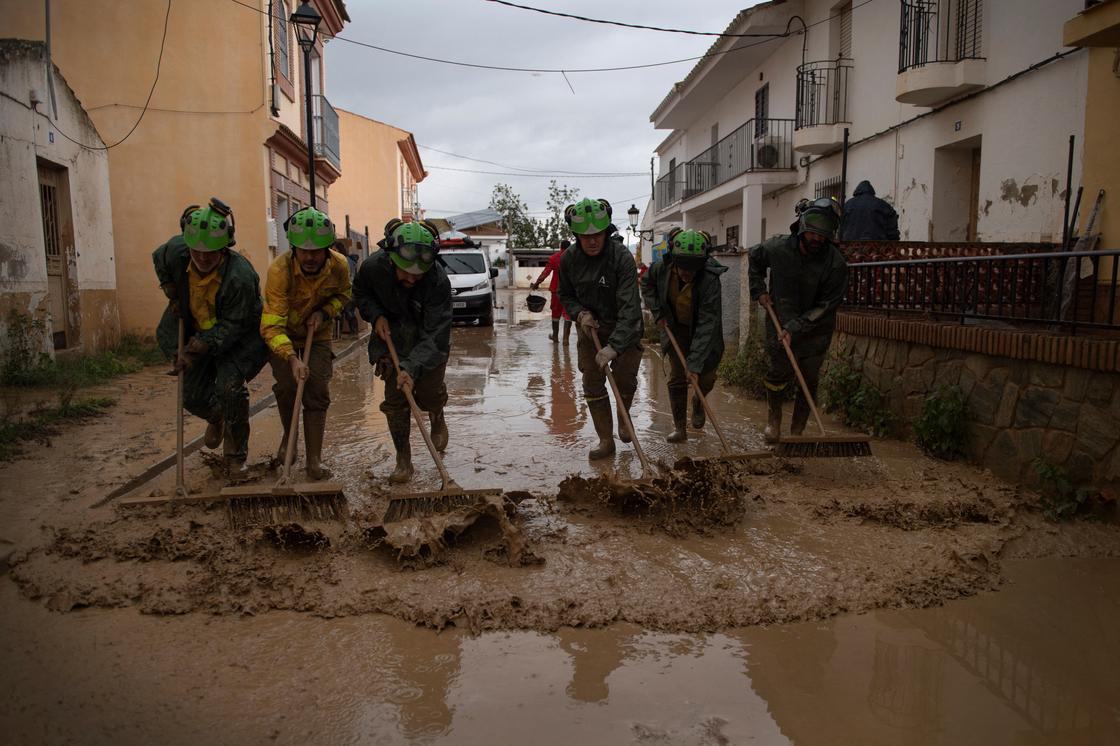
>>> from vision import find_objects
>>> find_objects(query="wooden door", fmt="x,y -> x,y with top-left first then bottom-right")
966,148 -> 981,241
37,162 -> 75,350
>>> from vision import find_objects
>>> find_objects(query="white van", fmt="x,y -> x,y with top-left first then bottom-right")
440,233 -> 498,326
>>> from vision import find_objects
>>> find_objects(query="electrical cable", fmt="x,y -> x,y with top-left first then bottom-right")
48,0 -> 172,151
485,0 -> 784,38
429,165 -> 649,178
229,0 -> 878,75
419,145 -> 645,175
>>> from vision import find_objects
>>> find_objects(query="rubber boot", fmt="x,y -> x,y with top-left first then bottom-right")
303,410 -> 332,480
429,409 -> 448,452
387,414 -> 414,484
587,399 -> 616,460
791,394 -> 811,437
764,389 -> 784,444
618,393 -> 634,444
691,393 -> 706,429
549,320 -> 559,342
666,388 -> 688,443
562,319 -> 572,346
204,417 -> 224,449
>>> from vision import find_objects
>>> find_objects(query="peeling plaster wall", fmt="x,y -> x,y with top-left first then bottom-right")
0,41 -> 119,360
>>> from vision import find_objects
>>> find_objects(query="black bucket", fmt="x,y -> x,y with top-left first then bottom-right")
526,294 -> 547,313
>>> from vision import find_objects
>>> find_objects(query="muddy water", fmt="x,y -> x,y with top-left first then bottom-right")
3,289 -> 1120,742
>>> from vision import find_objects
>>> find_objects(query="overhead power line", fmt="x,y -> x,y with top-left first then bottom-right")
228,0 -> 878,75
419,144 -> 645,176
429,165 -> 648,178
48,0 -> 172,150
485,0 -> 780,38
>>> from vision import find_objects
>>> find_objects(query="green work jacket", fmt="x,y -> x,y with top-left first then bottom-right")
152,235 -> 269,376
352,250 -> 452,379
640,256 -> 727,373
747,233 -> 848,357
557,232 -> 643,353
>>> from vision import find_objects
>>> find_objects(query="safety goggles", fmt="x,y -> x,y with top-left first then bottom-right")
800,209 -> 839,236
395,242 -> 437,265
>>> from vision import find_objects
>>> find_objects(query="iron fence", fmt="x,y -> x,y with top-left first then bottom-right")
796,59 -> 853,129
654,118 -> 794,212
899,0 -> 984,73
312,94 -> 340,171
846,250 -> 1120,333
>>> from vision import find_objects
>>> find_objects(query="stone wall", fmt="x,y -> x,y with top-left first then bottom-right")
837,331 -> 1120,490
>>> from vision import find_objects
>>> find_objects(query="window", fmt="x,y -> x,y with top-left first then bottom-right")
276,1 -> 291,81
838,1 -> 852,59
726,225 -> 739,249
755,84 -> 769,136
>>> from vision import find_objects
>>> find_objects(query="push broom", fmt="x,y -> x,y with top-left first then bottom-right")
382,335 -> 503,523
762,301 -> 872,458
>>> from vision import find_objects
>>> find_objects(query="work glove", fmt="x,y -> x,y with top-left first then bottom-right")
173,336 -> 209,372
594,345 -> 618,370
656,317 -> 668,328
530,281 -> 540,291
305,310 -> 325,333
577,311 -> 599,332
288,353 -> 309,382
374,356 -> 391,381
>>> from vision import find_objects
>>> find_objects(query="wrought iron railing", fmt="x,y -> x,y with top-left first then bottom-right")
845,251 -> 1120,333
899,0 -> 984,73
796,59 -> 852,129
312,94 -> 340,171
654,118 -> 795,212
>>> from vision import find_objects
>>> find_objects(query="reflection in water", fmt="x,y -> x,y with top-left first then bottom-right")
380,620 -> 462,739
557,626 -> 628,703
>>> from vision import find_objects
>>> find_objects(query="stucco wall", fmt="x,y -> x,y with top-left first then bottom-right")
329,109 -> 406,242
0,41 -> 119,357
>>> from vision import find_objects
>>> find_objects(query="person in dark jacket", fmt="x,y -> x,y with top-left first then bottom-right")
640,229 -> 727,443
748,199 -> 848,442
353,219 -> 452,484
558,198 -> 644,460
153,199 -> 269,473
839,180 -> 900,241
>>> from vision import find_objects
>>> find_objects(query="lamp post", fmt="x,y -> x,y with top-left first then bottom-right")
627,204 -> 654,264
290,1 -> 321,208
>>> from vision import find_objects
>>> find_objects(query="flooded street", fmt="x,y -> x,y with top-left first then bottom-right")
2,289 -> 1119,744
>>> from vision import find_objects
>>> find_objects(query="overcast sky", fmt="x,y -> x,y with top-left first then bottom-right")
327,0 -> 762,234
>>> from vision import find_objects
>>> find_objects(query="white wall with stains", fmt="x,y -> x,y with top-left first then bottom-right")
0,40 -> 118,358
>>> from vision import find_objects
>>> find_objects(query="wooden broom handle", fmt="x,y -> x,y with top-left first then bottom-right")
662,324 -> 732,454
175,317 -> 188,497
589,327 -> 653,479
762,301 -> 827,436
280,330 -> 315,483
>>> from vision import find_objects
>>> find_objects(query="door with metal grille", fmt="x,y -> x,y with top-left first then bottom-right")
37,162 -> 75,350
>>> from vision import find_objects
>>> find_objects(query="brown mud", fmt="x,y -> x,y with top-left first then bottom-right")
3,301 -> 1120,638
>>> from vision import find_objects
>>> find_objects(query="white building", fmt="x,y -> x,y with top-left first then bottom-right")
0,40 -> 119,359
648,0 -> 1089,332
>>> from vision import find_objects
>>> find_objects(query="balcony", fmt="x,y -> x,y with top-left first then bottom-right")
312,94 -> 341,172
794,59 -> 852,154
897,0 -> 986,106
655,118 -> 795,213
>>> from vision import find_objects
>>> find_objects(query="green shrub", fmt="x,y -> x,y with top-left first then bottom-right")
718,332 -> 771,399
0,395 -> 115,461
819,352 -> 892,436
914,385 -> 969,460
1031,458 -> 1112,522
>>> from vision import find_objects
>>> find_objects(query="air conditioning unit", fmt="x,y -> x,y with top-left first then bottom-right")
753,135 -> 787,170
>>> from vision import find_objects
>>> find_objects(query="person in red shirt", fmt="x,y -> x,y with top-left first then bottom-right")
531,239 -> 572,344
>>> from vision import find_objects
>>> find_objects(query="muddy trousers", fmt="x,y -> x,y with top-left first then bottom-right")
270,340 -> 334,457
665,324 -> 718,429
765,344 -> 826,434
182,354 -> 252,462
577,329 -> 641,441
379,360 -> 449,449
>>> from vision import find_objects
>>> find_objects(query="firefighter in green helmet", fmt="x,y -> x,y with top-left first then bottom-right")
352,219 -> 452,484
557,198 -> 645,460
641,228 -> 727,443
152,199 -> 269,473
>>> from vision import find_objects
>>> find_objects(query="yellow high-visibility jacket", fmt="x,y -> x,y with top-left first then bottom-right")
188,258 -> 225,331
260,249 -> 352,359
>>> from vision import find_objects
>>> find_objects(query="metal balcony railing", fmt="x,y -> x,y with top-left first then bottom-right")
796,59 -> 853,129
655,118 -> 795,212
312,94 -> 340,171
899,0 -> 984,73
845,250 -> 1120,333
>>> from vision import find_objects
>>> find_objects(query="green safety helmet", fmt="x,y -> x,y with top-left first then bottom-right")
388,220 -> 439,275
286,207 -> 335,250
797,197 -> 841,238
564,198 -> 612,235
181,202 -> 235,252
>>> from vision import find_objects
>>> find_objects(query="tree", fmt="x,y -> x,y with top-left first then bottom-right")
489,183 -> 538,248
536,181 -> 580,248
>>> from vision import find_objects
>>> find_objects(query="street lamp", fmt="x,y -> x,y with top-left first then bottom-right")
626,204 -> 654,263
290,1 -> 321,208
